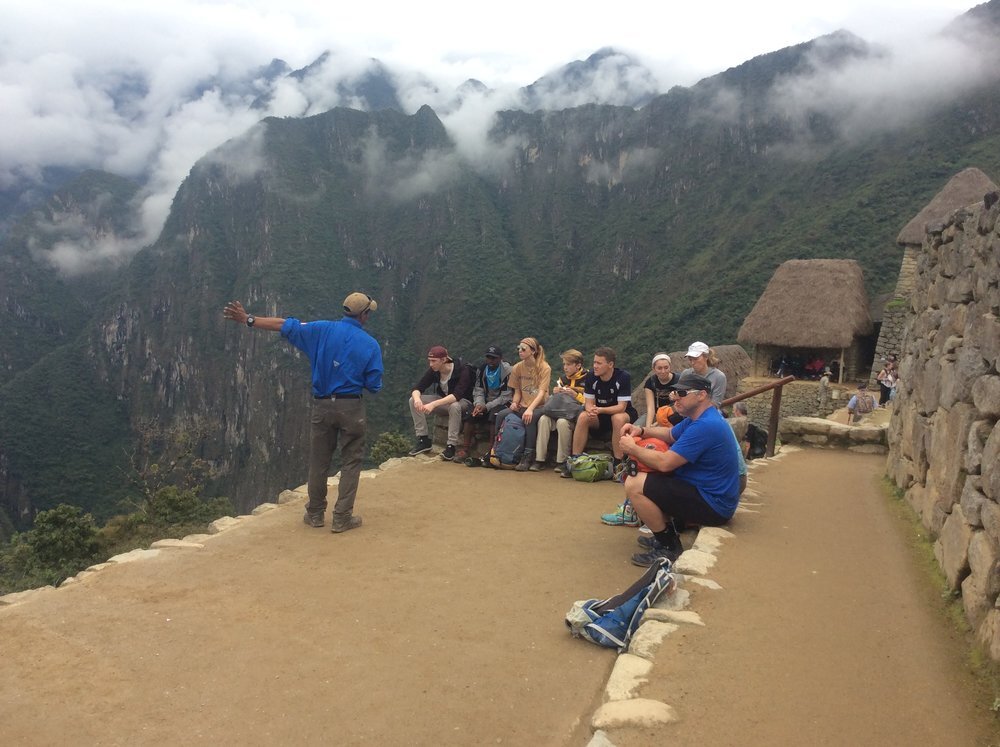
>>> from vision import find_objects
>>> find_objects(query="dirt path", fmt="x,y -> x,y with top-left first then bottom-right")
612,448 -> 998,746
1,449 -> 997,745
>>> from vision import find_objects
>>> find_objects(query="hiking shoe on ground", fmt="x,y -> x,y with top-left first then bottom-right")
601,503 -> 640,527
441,444 -> 456,461
559,458 -> 575,478
528,461 -> 543,471
331,516 -> 362,533
631,541 -> 678,567
638,532 -> 684,553
637,525 -> 653,536
302,512 -> 324,528
464,456 -> 481,467
408,436 -> 432,456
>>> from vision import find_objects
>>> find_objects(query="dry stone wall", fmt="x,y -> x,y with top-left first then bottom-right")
886,193 -> 1000,660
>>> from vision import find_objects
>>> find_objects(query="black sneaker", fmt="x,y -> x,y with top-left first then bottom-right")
408,436 -> 432,456
631,540 -> 679,567
441,444 -> 456,461
302,512 -> 324,528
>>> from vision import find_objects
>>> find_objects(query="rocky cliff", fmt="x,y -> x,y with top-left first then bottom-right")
886,190 -> 1000,659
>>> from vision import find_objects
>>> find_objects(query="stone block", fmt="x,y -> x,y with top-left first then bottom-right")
926,404 -> 977,508
591,699 -> 678,730
652,588 -> 690,612
848,444 -> 888,455
940,346 -> 990,409
208,516 -> 242,534
960,476 -> 987,527
251,503 -> 278,516
673,549 -> 716,575
847,425 -> 886,444
0,586 -> 56,606
972,377 -> 1000,419
641,609 -> 705,626
982,422 -> 1000,502
934,506 -> 973,590
966,420 -> 993,475
379,457 -> 407,471
970,313 -> 1000,371
963,570 -> 995,632
976,610 -> 1000,661
182,533 -> 212,543
968,530 -> 1000,601
628,621 -> 679,661
150,539 -> 205,549
108,548 -> 161,564
604,653 -> 653,701
587,730 -> 616,747
692,526 -> 734,551
277,489 -> 306,505
982,500 -> 1000,542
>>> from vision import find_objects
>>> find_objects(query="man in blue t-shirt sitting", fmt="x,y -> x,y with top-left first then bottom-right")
618,371 -> 741,566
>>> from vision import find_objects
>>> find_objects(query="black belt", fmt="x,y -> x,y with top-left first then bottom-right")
314,393 -> 362,400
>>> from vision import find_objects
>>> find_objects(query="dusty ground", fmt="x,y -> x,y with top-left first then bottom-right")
1,447 -> 997,745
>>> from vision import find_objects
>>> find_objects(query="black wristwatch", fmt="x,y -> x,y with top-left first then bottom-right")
246,315 -> 255,328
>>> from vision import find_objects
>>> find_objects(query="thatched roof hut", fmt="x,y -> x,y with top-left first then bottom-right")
737,259 -> 873,381
739,259 -> 872,349
896,167 -> 998,246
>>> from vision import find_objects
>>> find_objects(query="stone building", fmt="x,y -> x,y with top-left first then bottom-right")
737,259 -> 874,384
870,167 -> 999,383
887,186 -> 1000,660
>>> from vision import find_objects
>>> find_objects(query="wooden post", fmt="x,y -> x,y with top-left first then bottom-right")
838,348 -> 845,384
766,384 -> 783,458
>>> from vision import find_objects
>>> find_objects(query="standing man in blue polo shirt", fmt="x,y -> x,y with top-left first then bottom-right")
223,293 -> 383,533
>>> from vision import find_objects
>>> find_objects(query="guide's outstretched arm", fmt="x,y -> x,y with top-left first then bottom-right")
222,300 -> 286,332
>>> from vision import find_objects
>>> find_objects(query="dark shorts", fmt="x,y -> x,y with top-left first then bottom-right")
591,406 -> 639,436
642,473 -> 730,526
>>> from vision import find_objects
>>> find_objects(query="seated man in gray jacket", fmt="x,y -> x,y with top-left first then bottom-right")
460,345 -> 512,461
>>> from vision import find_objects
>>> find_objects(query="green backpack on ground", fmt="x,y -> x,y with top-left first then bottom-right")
571,453 -> 614,482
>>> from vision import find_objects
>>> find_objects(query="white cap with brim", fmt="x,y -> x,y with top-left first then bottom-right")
686,341 -> 710,358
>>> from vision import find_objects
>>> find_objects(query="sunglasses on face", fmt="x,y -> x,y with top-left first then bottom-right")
674,389 -> 704,398
518,344 -> 535,352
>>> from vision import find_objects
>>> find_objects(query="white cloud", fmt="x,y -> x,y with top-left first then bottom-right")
0,0 -> 984,273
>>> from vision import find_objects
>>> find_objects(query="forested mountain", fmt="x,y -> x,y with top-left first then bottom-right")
3,4 -> 1000,529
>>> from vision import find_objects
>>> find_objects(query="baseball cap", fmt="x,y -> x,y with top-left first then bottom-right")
673,371 -> 712,392
484,345 -> 502,358
685,341 -> 710,358
343,292 -> 377,316
427,345 -> 452,361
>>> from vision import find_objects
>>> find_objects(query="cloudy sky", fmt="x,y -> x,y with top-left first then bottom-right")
0,0 -> 986,272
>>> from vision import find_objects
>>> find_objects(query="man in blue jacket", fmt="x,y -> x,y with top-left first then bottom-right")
223,293 -> 383,533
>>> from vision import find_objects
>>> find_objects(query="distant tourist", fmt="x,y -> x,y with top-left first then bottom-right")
222,294 -> 382,534
408,345 -> 474,461
818,367 -> 832,411
876,359 -> 897,408
561,346 -> 638,477
533,348 -> 588,470
680,341 -> 727,406
846,382 -> 875,424
617,371 -> 742,566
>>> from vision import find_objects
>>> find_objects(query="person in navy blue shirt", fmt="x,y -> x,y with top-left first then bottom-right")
223,293 -> 383,533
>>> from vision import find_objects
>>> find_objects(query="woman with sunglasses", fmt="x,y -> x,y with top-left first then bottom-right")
494,337 -> 551,471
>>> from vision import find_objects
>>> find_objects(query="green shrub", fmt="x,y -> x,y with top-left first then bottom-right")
369,431 -> 410,466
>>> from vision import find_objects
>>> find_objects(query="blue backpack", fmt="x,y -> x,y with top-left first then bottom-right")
489,412 -> 525,469
565,558 -> 674,651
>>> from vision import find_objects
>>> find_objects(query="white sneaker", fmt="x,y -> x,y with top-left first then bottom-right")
638,525 -> 653,536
